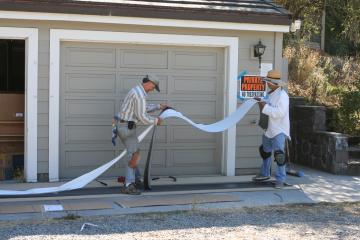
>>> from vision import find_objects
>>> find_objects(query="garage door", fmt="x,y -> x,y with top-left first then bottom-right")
59,42 -> 224,179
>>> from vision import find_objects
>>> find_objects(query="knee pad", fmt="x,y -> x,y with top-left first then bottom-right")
274,150 -> 286,166
259,145 -> 271,160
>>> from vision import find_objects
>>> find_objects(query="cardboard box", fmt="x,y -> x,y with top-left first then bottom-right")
0,93 -> 24,137
0,93 -> 24,121
0,140 -> 24,154
0,122 -> 24,135
0,153 -> 12,168
0,167 -> 13,181
0,94 -> 25,180
0,153 -> 13,181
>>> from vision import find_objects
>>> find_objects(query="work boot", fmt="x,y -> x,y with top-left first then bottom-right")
273,181 -> 284,189
135,178 -> 143,189
252,174 -> 270,182
120,183 -> 141,195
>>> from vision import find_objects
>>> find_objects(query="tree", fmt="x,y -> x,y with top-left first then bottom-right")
325,0 -> 360,56
274,0 -> 325,41
342,0 -> 360,45
275,0 -> 360,56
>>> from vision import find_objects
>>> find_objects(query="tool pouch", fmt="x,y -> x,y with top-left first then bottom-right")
128,121 -> 135,129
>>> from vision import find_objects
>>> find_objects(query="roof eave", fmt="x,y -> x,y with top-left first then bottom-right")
0,1 -> 292,26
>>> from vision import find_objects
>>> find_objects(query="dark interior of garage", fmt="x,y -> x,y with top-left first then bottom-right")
0,39 -> 25,181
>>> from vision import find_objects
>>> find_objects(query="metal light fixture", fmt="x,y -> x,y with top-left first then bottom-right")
254,40 -> 266,68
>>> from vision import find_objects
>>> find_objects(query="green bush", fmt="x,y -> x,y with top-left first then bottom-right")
337,79 -> 360,135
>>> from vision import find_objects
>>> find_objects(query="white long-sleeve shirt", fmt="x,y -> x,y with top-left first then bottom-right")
119,84 -> 159,125
262,87 -> 290,139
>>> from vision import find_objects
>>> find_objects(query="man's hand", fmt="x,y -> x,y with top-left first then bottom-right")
160,104 -> 167,110
112,115 -> 119,125
258,101 -> 265,111
157,117 -> 162,126
254,98 -> 266,111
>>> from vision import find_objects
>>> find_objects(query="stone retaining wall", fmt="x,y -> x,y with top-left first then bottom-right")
289,101 -> 349,174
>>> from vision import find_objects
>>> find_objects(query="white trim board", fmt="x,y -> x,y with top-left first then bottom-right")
0,27 -> 38,182
0,10 -> 290,33
49,29 -> 238,182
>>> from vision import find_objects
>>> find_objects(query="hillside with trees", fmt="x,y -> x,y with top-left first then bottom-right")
274,0 -> 360,135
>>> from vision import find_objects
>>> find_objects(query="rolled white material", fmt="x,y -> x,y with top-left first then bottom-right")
0,99 -> 258,196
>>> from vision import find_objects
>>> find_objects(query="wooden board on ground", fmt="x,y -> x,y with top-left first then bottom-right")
116,193 -> 240,208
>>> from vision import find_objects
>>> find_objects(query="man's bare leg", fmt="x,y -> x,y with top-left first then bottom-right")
125,151 -> 141,186
129,151 -> 140,168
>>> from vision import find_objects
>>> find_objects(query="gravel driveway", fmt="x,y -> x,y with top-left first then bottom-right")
1,202 -> 359,240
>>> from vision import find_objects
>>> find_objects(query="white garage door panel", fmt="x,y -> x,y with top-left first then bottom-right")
65,126 -> 111,144
66,47 -> 116,67
172,101 -> 216,118
60,42 -> 223,179
173,76 -> 217,94
65,73 -> 116,93
65,100 -> 115,120
172,51 -> 217,70
65,150 -> 116,167
172,149 -> 216,166
120,49 -> 168,68
172,126 -> 215,143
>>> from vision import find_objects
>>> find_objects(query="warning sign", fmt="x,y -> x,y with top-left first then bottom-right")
239,75 -> 266,98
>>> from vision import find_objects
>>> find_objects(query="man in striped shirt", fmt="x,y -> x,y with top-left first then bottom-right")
116,75 -> 166,195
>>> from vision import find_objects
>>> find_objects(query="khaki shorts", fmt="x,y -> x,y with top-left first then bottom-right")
117,123 -> 139,155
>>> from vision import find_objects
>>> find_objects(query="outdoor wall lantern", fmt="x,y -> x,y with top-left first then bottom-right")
254,40 -> 266,68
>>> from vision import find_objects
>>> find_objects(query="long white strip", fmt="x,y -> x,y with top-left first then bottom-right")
160,99 -> 257,132
0,125 -> 154,196
0,99 -> 258,196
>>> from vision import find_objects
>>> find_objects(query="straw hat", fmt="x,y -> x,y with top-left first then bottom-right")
264,70 -> 286,86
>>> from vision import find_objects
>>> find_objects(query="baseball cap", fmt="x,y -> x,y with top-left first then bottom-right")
147,74 -> 160,92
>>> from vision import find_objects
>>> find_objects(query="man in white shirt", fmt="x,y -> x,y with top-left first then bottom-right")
115,75 -> 166,194
252,70 -> 290,189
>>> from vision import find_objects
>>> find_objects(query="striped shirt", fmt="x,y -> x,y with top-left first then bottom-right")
119,84 -> 159,125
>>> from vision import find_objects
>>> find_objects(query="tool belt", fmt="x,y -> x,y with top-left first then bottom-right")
120,119 -> 136,129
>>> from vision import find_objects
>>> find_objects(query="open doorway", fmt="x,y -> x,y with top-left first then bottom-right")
0,39 -> 25,181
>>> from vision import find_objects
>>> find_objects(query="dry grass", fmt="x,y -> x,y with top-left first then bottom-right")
284,44 -> 360,107
285,44 -> 360,135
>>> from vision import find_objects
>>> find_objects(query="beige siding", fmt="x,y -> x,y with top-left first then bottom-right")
236,33 -> 279,173
0,18 -> 282,177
